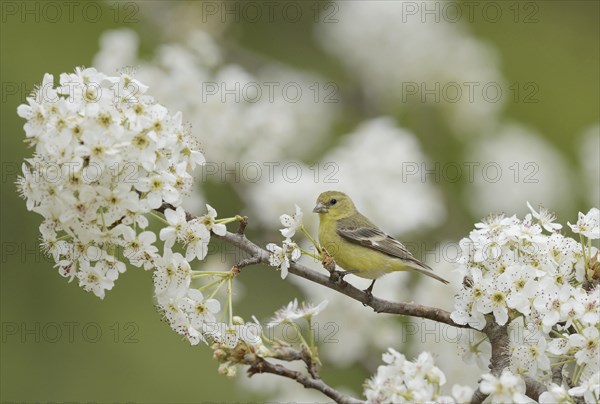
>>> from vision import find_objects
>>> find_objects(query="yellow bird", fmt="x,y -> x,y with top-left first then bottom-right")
313,191 -> 448,296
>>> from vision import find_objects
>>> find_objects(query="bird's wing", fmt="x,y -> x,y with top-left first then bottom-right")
336,216 -> 431,270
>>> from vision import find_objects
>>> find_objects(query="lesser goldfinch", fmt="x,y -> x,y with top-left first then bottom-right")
313,191 -> 448,295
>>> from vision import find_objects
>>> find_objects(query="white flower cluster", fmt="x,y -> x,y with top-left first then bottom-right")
364,348 -> 473,403
451,204 -> 600,395
17,68 -> 203,299
16,68 -> 264,347
466,124 -> 574,218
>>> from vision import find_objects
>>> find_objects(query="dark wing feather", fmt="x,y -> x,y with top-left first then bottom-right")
336,216 -> 431,270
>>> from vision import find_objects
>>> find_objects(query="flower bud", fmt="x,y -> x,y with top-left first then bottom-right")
212,348 -> 227,362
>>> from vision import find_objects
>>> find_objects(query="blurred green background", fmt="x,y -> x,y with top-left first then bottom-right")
1,1 -> 598,402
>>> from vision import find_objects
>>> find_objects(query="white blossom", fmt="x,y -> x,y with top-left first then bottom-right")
266,239 -> 301,279
479,369 -> 530,403
568,208 -> 600,239
201,204 -> 226,236
268,299 -> 328,327
569,372 -> 600,403
527,201 -> 563,232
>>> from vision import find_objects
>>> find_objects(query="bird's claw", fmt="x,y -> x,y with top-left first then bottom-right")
328,270 -> 344,284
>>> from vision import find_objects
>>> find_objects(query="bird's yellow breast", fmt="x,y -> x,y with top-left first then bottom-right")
317,214 -> 408,279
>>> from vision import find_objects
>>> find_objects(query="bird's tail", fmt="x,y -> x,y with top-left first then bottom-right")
406,260 -> 450,284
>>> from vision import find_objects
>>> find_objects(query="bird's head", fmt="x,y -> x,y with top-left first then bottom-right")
313,191 -> 356,220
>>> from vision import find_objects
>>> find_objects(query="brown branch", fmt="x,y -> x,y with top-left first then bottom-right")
232,255 -> 262,273
470,321 -> 510,404
157,203 -> 468,329
214,229 -> 468,328
470,321 -> 547,403
247,357 -> 364,404
524,376 -> 547,401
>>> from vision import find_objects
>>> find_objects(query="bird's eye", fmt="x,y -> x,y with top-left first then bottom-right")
330,199 -> 337,205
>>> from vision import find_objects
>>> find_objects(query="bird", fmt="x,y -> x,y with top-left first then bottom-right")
313,190 -> 448,296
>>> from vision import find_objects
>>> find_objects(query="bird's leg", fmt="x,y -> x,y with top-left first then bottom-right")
362,279 -> 376,303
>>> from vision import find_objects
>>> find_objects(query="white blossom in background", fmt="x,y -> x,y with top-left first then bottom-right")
451,204 -> 600,393
247,117 -> 446,235
579,124 -> 600,207
316,0 -> 504,136
134,2 -> 230,39
93,29 -> 338,165
92,29 -> 140,75
466,123 -> 573,217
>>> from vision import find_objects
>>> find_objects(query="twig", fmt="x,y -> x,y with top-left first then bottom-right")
247,357 -> 364,404
236,215 -> 248,235
232,255 -> 262,275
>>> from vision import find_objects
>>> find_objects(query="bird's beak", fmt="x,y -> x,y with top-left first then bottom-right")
313,202 -> 328,214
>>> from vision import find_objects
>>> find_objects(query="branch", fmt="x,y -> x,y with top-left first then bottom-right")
470,321 -> 510,404
247,357 -> 364,404
470,321 -> 547,403
524,376 -> 547,401
157,204 -> 471,402
215,229 -> 468,329
157,203 -> 468,329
